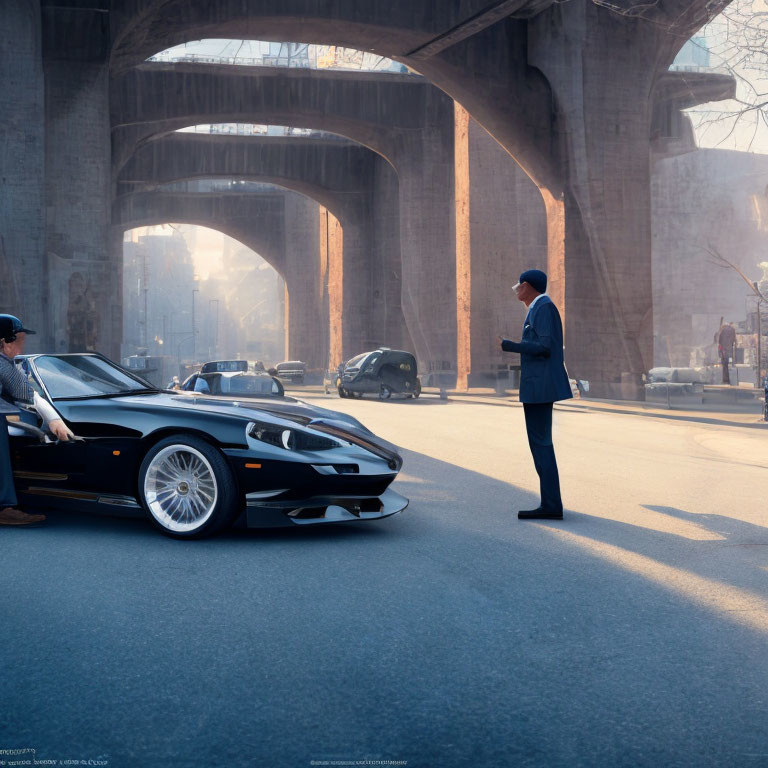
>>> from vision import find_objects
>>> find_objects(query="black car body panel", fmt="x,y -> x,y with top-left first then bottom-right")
9,354 -> 407,528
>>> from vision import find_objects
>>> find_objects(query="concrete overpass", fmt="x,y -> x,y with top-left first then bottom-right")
106,0 -> 731,394
2,0 -> 734,396
112,63 -> 456,378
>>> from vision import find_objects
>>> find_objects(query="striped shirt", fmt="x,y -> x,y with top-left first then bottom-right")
0,353 -> 33,414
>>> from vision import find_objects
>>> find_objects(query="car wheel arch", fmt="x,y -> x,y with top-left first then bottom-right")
136,427 -> 244,497
135,427 -> 245,538
140,426 -> 224,452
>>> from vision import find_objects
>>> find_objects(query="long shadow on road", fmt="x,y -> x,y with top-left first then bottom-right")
2,449 -> 768,768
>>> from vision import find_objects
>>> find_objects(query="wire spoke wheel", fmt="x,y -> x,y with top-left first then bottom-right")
144,444 -> 219,533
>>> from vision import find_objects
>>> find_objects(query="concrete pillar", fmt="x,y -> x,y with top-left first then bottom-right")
395,89 -> 457,387
463,115 -> 548,388
530,3 -> 657,397
371,156 -> 411,354
283,193 -> 325,372
455,104 -> 472,391
320,207 -> 344,370
44,59 -> 115,358
0,1 -> 45,347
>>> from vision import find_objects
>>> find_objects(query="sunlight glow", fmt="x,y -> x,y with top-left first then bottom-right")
544,527 -> 768,634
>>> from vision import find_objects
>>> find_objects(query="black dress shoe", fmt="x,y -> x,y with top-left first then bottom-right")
518,508 -> 563,520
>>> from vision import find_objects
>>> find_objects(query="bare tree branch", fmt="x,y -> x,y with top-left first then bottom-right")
704,244 -> 768,300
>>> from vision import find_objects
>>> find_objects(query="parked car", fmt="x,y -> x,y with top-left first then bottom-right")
200,359 -> 248,374
275,360 -> 307,385
338,348 -> 420,400
9,353 -> 408,539
181,360 -> 284,397
180,361 -> 372,433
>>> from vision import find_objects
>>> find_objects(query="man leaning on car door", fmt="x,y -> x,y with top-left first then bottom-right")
0,314 -> 74,526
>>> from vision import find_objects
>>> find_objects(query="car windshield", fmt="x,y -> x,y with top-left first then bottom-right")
345,353 -> 370,369
34,355 -> 153,399
217,374 -> 281,396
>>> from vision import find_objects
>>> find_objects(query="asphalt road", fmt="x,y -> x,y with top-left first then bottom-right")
3,393 -> 768,768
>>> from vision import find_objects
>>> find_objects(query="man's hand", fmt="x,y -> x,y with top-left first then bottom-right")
496,335 -> 504,347
48,418 -> 74,442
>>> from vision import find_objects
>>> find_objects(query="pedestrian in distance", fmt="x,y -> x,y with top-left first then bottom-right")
718,321 -> 736,385
0,314 -> 74,526
497,270 -> 572,520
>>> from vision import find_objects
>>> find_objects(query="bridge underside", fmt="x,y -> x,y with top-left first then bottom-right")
1,0 -> 735,395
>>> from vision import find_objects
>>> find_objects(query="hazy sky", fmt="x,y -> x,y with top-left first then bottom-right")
686,0 -> 768,154
125,224 -> 271,279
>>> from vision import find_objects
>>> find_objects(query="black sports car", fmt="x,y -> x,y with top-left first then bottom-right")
8,353 -> 408,538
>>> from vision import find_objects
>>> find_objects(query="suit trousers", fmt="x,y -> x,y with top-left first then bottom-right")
0,416 -> 18,507
522,402 -> 563,513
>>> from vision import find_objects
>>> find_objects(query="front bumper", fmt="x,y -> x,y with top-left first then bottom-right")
243,487 -> 408,528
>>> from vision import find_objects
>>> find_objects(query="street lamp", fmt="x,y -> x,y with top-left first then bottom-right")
176,332 -> 195,371
209,299 -> 220,359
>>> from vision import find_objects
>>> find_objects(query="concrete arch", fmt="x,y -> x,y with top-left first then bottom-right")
112,63 -> 456,378
114,188 -> 329,369
115,191 -> 288,275
111,1 -> 727,187
117,132 -> 409,357
118,134 -> 373,228
111,64 -> 437,175
119,220 -> 285,366
109,2 -> 551,74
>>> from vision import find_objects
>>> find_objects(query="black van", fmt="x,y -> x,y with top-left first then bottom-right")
337,348 -> 420,400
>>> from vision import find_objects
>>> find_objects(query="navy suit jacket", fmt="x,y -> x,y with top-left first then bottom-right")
501,295 -> 573,404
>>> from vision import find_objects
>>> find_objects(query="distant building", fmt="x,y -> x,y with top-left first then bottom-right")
122,228 -> 196,359
671,37 -> 711,72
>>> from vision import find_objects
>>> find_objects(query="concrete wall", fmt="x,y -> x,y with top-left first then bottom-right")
462,135 -> 768,380
371,155 -> 410,354
651,149 -> 768,368
44,60 -> 115,356
467,116 -> 548,386
454,112 -> 548,389
283,192 -> 326,371
0,1 -> 45,345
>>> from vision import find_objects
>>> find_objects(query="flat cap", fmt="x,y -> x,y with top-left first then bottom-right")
519,269 -> 547,294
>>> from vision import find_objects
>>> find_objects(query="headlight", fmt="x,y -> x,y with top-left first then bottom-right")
248,421 -> 339,451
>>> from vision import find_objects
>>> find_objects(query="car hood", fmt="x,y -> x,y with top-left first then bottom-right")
55,391 -> 400,466
171,391 -> 369,431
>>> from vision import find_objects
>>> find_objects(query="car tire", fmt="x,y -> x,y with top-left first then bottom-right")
338,386 -> 347,398
379,384 -> 392,400
413,380 -> 421,399
138,434 -> 239,539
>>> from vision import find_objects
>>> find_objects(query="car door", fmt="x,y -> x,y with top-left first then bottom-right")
9,403 -> 89,502
361,353 -> 381,393
13,358 -> 142,503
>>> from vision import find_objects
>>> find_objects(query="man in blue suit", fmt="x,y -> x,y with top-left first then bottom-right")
498,269 -> 572,520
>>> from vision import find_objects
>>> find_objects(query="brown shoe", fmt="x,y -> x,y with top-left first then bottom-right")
0,507 -> 46,525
